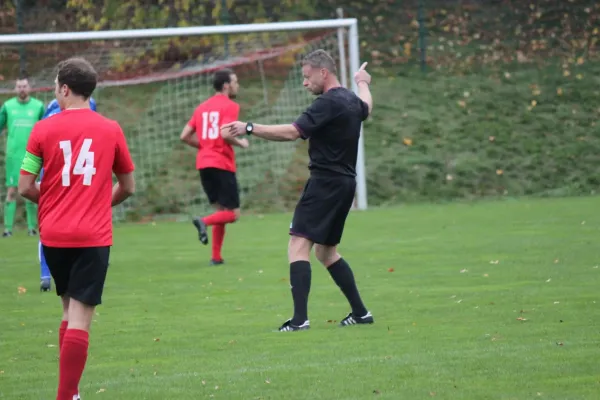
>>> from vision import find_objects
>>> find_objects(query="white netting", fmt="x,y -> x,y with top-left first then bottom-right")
0,29 -> 347,222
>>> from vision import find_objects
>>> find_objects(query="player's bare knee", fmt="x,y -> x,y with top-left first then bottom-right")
67,298 -> 96,332
315,244 -> 341,267
288,235 -> 313,262
6,188 -> 16,201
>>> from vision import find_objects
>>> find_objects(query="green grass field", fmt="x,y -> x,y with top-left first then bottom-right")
1,196 -> 599,399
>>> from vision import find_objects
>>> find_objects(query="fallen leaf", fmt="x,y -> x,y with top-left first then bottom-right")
546,278 -> 551,282
556,342 -> 564,346
576,74 -> 583,80
96,388 -> 106,393
460,268 -> 468,273
446,174 -> 453,181
265,379 -> 271,384
554,301 -> 560,304
388,267 -> 395,272
18,286 -> 27,294
490,260 -> 499,264
202,380 -> 206,385
153,338 -> 160,342
457,100 -> 466,108
483,273 -> 489,277
516,317 -> 527,321
47,344 -> 56,348
557,87 -> 563,95
496,169 -> 503,175
403,138 -> 413,146
488,136 -> 495,142
563,70 -> 570,77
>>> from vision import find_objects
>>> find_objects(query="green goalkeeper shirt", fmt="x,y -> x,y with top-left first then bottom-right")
0,97 -> 45,163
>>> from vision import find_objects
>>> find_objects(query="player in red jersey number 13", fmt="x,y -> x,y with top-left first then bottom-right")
180,69 -> 249,266
18,57 -> 136,400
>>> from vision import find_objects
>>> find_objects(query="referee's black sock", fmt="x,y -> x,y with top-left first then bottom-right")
290,260 -> 311,325
328,258 -> 368,317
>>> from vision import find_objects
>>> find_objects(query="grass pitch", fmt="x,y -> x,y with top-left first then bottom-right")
1,196 -> 599,399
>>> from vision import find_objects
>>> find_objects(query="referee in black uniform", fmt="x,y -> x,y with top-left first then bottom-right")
222,49 -> 374,332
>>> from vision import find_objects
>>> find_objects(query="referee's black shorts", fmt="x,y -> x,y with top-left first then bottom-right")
199,167 -> 240,209
289,172 -> 356,246
42,246 -> 111,307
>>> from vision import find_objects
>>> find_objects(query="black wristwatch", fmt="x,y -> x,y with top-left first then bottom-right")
245,122 -> 254,135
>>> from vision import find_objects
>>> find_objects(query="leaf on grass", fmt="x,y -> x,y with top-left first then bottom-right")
446,174 -> 453,181
18,286 -> 27,294
554,301 -> 560,304
556,342 -> 564,346
460,268 -> 468,273
563,70 -> 571,77
388,267 -> 395,272
47,344 -> 57,348
554,259 -> 559,263
490,260 -> 499,264
557,87 -> 563,96
489,136 -> 495,142
516,317 -> 527,321
483,273 -> 489,277
373,389 -> 381,395
576,74 -> 583,80
215,386 -> 220,390
457,100 -> 467,108
202,380 -> 206,385
153,338 -> 160,342
96,388 -> 106,393
265,379 -> 271,384
403,138 -> 412,146
546,278 -> 551,282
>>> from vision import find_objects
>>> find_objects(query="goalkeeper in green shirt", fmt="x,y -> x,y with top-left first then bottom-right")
0,77 -> 45,237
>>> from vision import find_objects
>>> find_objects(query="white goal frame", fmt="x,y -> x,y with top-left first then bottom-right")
0,18 -> 368,210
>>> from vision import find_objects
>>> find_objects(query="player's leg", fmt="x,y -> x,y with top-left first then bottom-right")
25,200 -> 38,236
193,169 -> 239,262
42,246 -> 80,399
39,241 -> 52,292
53,246 -> 110,400
3,159 -> 19,237
278,178 -> 328,332
315,244 -> 372,326
315,177 -> 373,327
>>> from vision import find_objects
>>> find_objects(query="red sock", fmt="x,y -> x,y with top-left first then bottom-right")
57,329 -> 89,400
58,321 -> 68,350
212,224 -> 225,261
202,210 -> 236,226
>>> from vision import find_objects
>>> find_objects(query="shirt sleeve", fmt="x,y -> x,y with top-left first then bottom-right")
113,124 -> 135,174
293,97 -> 335,140
359,99 -> 370,121
187,108 -> 197,130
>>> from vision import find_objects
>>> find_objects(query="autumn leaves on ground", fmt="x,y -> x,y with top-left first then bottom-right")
1,196 -> 599,399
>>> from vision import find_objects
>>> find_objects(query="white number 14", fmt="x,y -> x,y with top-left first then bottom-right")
59,139 -> 97,187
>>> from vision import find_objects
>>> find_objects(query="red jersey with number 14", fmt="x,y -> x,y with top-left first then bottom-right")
21,109 -> 135,248
188,94 -> 240,172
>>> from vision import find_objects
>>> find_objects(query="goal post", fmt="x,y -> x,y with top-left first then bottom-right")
0,18 -> 368,221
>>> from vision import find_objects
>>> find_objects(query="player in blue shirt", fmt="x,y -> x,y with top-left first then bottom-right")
40,97 -> 97,292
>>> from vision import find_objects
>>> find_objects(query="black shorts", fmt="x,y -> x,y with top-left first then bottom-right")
199,168 -> 240,209
42,246 -> 111,307
289,173 -> 356,246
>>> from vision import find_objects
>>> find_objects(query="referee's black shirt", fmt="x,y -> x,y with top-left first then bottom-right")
293,87 -> 369,178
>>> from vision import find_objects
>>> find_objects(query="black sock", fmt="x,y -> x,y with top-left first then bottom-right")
327,258 -> 368,317
290,260 -> 311,325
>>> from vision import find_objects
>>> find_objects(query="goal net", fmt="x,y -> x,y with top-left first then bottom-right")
0,19 -> 366,223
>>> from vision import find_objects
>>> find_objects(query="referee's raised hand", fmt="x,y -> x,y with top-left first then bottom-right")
354,62 -> 371,85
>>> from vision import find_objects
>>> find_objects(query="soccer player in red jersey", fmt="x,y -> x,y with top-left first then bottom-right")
180,68 -> 249,265
18,58 -> 136,400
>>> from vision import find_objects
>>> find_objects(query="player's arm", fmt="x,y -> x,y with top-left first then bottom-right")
179,108 -> 201,150
354,62 -> 373,117
18,126 -> 43,203
0,104 -> 6,134
221,104 -> 249,148
112,125 -> 136,206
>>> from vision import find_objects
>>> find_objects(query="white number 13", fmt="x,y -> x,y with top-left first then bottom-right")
59,139 -> 97,187
201,111 -> 220,140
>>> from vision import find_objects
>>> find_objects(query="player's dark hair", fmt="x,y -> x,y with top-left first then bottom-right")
16,73 -> 29,81
213,69 -> 234,92
56,57 -> 98,99
302,49 -> 338,75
